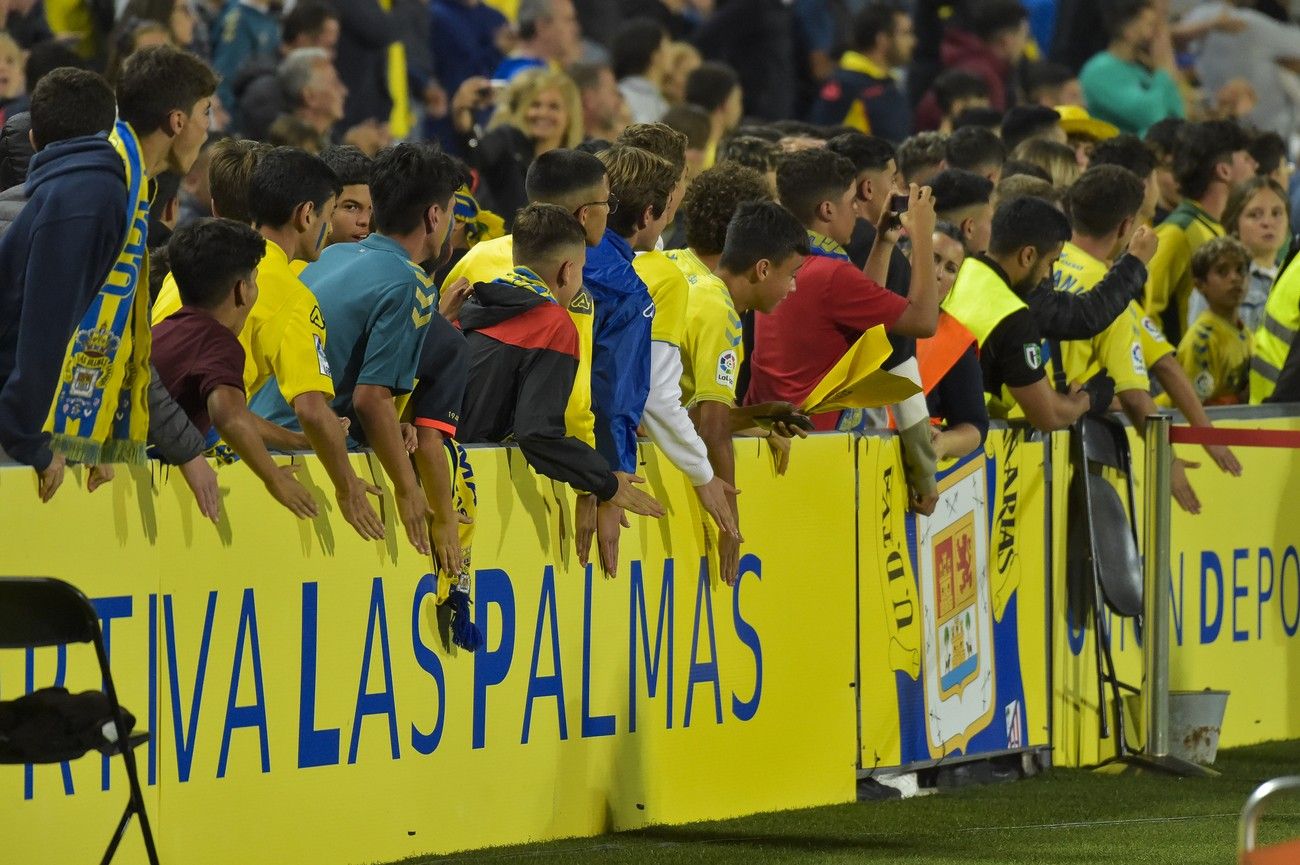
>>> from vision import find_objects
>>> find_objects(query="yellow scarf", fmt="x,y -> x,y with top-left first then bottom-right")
437,437 -> 481,651
43,121 -> 152,465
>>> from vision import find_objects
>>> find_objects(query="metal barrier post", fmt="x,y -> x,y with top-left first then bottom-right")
1132,414 -> 1216,777
1143,415 -> 1172,759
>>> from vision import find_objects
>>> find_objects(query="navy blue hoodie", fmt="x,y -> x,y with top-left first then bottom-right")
0,134 -> 128,470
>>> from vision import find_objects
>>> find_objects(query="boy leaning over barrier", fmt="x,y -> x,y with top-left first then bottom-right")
1180,237 -> 1254,406
153,218 -> 318,519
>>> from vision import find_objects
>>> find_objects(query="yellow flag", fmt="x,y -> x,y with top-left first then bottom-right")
801,325 -> 921,415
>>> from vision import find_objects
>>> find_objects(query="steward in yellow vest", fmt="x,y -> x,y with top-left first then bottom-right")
1250,252 -> 1300,403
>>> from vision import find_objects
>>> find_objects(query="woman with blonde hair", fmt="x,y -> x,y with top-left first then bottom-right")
1012,138 -> 1082,189
455,68 -> 581,227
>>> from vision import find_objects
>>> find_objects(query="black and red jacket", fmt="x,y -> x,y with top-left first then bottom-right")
460,279 -> 620,501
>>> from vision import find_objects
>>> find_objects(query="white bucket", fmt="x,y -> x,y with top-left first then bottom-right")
1122,689 -> 1230,765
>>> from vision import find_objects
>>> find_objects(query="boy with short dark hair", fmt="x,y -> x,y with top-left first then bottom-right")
459,203 -> 665,523
1182,237 -> 1253,404
154,218 -> 318,519
319,144 -> 373,245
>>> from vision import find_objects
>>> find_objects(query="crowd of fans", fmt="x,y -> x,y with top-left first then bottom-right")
5,0 -> 1300,589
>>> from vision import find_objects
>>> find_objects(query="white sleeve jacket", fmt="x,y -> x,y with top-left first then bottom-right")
640,340 -> 716,487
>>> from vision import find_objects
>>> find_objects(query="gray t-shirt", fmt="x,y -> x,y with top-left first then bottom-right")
1184,2 -> 1300,135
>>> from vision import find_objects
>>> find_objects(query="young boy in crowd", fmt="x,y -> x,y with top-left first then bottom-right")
154,218 -> 318,519
458,203 -> 665,527
252,143 -> 463,557
1180,237 -> 1254,405
319,144 -> 373,246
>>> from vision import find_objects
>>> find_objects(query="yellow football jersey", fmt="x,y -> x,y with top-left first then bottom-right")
669,249 -> 743,406
1053,242 -> 1150,392
1176,310 -> 1253,404
633,249 -> 688,347
153,240 -> 334,404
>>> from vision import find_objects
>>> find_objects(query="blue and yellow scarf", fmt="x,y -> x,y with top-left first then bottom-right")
495,266 -> 559,304
453,186 -> 506,248
807,229 -> 851,261
44,121 -> 152,465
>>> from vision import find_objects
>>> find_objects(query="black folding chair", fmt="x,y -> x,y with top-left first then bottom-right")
0,577 -> 160,865
1067,416 -> 1145,758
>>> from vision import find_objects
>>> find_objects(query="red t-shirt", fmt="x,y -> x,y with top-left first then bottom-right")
152,307 -> 247,435
746,254 -> 908,431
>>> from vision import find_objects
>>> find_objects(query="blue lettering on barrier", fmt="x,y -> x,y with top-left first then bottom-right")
684,557 -> 722,728
93,595 -> 132,791
473,568 -> 515,749
522,565 -> 568,744
164,591 -> 217,783
1201,552 -> 1224,644
1259,549 -> 1275,641
1282,547 -> 1300,637
731,555 -> 763,722
24,644 -> 72,800
628,559 -> 673,733
1232,549 -> 1250,643
581,563 -> 615,738
219,588 -> 270,778
1171,556 -> 1184,647
1066,599 -> 1086,656
148,594 -> 157,786
410,574 -> 446,755
298,582 -> 340,768
348,577 -> 399,764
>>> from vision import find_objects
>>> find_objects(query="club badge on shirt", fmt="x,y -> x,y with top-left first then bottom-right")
716,350 -> 738,388
1023,343 -> 1042,370
314,334 -> 332,377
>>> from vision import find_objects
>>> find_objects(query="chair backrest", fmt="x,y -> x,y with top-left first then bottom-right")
1241,777 -> 1300,863
1079,415 -> 1128,472
0,577 -> 100,650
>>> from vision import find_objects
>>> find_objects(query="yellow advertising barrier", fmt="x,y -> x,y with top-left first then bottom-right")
858,429 -> 1050,770
0,435 -> 859,864
1051,412 -> 1300,767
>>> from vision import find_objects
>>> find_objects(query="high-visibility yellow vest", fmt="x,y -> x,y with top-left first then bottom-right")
1250,255 -> 1300,403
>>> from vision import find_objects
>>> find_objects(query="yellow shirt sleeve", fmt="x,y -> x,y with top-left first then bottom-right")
1144,224 -> 1188,326
268,291 -> 335,404
1093,310 -> 1149,393
151,273 -> 183,325
634,251 -> 688,347
1135,307 -> 1175,367
564,290 -> 597,448
682,289 -> 742,406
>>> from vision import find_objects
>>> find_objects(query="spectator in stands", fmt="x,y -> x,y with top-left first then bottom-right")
495,0 -> 582,82
1146,120 -> 1256,344
694,0 -> 797,121
472,68 -> 583,226
211,0 -> 280,111
1001,159 -> 1053,185
910,219 -> 988,460
333,1 -> 407,134
282,1 -> 341,55
1024,61 -> 1083,108
571,61 -> 629,142
748,148 -> 938,427
106,18 -> 172,85
1001,106 -> 1066,152
446,148 -> 610,568
950,106 -> 1004,132
254,144 -> 463,556
431,0 -> 506,102
1056,104 -> 1119,164
2,0 -> 52,49
612,18 -> 670,124
929,70 -> 990,134
319,145 -> 373,245
930,169 -> 995,255
897,131 -> 947,186
657,41 -> 701,107
457,203 -> 665,555
1145,117 -> 1185,224
0,48 -> 215,496
808,2 -> 915,143
717,134 -> 779,191
1079,0 -> 1183,136
661,103 -> 711,184
1180,236 -> 1254,404
944,125 -> 1006,183
0,32 -> 26,125
915,0 -> 1029,130
675,200 -> 809,583
1190,177 -> 1288,333
940,196 -> 1111,430
684,62 -> 742,167
154,218 -> 318,518
584,144 -> 675,557
1183,0 -> 1300,138
277,48 -> 348,143
267,115 -> 325,152
123,0 -> 198,52
1247,132 -> 1292,193
1013,138 -> 1082,189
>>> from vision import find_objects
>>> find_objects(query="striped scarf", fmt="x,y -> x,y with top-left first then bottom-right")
494,266 -> 559,304
43,121 -> 152,465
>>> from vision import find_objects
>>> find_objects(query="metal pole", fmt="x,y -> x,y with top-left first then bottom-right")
1143,414 -> 1172,758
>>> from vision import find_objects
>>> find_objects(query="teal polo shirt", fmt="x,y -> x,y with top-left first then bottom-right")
250,234 -> 436,439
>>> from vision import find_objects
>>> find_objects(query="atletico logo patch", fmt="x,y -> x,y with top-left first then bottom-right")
1023,343 -> 1042,370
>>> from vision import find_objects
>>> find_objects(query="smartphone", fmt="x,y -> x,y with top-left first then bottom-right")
891,192 -> 910,214
755,412 -> 815,432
